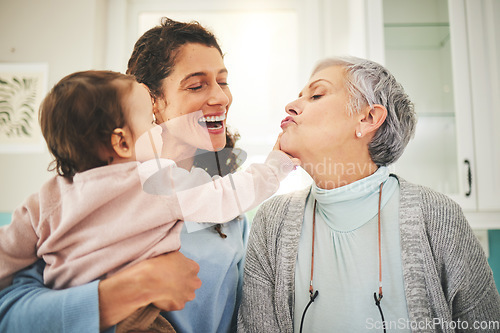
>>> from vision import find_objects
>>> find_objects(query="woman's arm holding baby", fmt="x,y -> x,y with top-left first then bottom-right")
0,252 -> 200,332
0,259 -> 103,332
99,251 -> 201,330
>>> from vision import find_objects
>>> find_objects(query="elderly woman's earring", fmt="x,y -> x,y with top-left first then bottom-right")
356,132 -> 362,138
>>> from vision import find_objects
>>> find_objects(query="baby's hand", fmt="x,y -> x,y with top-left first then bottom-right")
273,133 -> 301,167
272,133 -> 283,151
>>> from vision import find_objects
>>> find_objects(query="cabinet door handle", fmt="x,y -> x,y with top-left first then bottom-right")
464,159 -> 472,197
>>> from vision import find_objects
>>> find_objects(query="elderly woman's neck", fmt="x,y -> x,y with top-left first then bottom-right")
308,159 -> 379,190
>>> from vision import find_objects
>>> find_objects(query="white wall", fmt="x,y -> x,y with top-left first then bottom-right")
0,0 -> 107,211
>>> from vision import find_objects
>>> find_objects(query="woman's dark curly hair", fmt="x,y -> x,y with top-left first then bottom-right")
39,70 -> 135,180
127,17 -> 242,237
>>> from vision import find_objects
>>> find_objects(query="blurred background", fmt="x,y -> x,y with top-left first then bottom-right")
1,0 -> 499,289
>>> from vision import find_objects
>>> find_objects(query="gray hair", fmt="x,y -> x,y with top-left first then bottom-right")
312,56 -> 417,166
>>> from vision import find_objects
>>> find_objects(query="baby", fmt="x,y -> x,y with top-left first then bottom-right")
0,70 -> 298,332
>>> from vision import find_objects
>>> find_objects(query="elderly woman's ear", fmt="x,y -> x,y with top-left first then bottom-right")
356,104 -> 387,138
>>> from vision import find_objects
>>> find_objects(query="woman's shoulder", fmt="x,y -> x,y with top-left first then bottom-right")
394,174 -> 469,234
258,186 -> 310,214
252,187 -> 310,237
394,174 -> 463,211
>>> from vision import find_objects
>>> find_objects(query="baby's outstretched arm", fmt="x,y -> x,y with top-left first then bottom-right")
139,141 -> 300,223
177,150 -> 297,222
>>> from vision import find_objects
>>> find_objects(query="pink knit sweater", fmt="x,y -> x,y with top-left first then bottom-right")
0,151 -> 294,290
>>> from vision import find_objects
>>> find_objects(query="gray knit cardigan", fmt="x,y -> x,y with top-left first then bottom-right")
237,177 -> 500,332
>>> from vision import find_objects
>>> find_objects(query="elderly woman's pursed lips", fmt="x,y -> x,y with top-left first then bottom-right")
280,116 -> 296,129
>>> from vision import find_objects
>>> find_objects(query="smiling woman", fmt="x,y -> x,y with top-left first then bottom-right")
153,43 -> 232,155
131,7 -> 313,194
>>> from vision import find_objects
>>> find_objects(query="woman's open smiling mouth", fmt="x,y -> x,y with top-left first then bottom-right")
198,113 -> 226,131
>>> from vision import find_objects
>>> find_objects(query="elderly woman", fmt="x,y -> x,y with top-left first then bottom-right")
237,56 -> 500,332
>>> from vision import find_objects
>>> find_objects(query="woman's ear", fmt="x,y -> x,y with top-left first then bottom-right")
111,128 -> 133,158
357,104 -> 387,138
153,97 -> 168,124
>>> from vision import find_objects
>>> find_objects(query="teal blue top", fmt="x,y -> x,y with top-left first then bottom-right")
294,167 -> 410,332
164,217 -> 248,333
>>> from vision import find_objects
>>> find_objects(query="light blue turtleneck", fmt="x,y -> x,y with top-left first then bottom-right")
294,167 -> 410,332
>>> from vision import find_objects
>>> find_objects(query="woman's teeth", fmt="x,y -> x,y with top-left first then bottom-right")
198,114 -> 225,130
198,114 -> 226,123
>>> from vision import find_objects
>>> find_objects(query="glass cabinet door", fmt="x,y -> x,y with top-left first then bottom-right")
382,0 -> 476,210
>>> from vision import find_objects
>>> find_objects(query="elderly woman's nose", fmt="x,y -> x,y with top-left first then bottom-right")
285,100 -> 300,115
